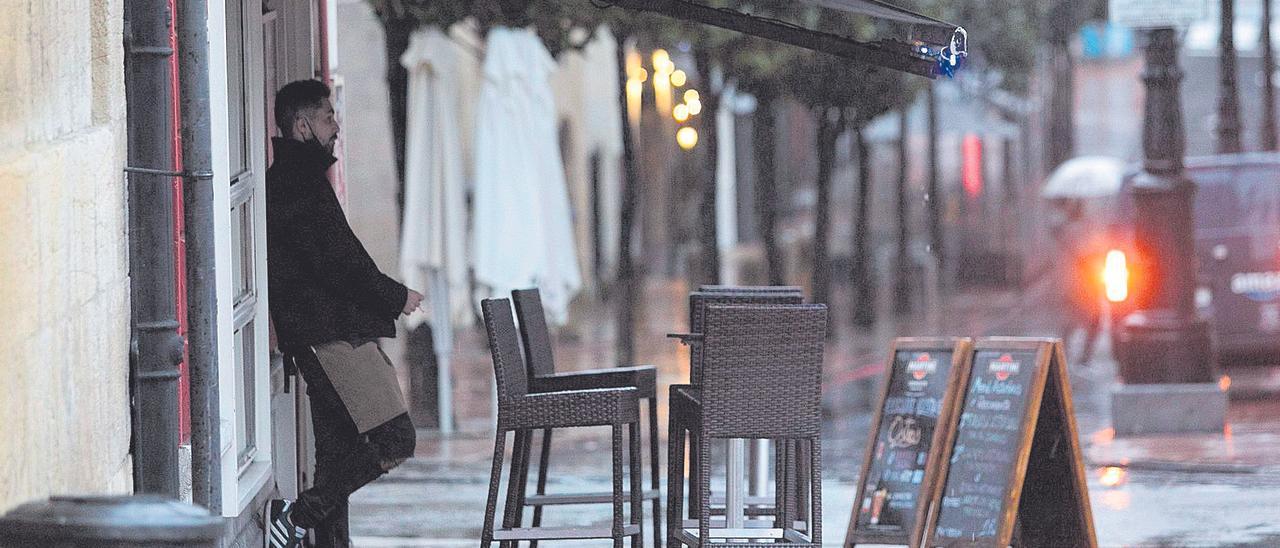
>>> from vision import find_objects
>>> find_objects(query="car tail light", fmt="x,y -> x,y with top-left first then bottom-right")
1104,249 -> 1129,303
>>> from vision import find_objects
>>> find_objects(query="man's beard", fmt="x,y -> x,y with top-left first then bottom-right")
304,133 -> 335,155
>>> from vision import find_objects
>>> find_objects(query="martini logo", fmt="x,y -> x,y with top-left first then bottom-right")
989,354 -> 1020,381
908,353 -> 938,380
1230,271 -> 1280,303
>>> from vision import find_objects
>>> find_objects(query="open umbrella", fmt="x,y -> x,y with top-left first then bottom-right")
1041,156 -> 1127,199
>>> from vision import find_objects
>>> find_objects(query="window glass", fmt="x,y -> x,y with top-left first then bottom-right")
1229,166 -> 1280,230
1190,167 -> 1239,231
231,198 -> 255,303
234,322 -> 257,470
227,0 -> 249,175
1228,166 -> 1280,258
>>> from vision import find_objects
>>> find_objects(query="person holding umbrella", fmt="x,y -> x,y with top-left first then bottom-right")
1043,156 -> 1126,367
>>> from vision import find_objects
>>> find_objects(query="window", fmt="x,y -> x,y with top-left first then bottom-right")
234,320 -> 258,469
213,0 -> 273,516
1190,167 -> 1240,231
227,0 -> 250,174
231,192 -> 256,302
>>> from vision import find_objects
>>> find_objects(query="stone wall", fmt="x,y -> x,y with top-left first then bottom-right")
0,0 -> 134,512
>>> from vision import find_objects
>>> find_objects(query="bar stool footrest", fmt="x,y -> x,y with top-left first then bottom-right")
680,519 -> 807,531
673,527 -> 816,547
525,488 -> 660,506
707,494 -> 779,517
493,524 -> 641,541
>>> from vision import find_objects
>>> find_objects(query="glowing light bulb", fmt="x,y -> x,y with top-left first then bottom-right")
652,49 -> 670,71
1103,249 -> 1129,303
687,98 -> 702,116
673,103 -> 689,122
676,126 -> 698,150
670,69 -> 687,87
684,89 -> 699,102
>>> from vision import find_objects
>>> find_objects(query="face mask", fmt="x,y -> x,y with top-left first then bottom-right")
300,118 -> 331,153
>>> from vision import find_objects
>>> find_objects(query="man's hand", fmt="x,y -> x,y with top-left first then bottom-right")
403,289 -> 425,315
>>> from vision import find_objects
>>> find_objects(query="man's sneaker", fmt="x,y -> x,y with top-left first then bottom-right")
266,499 -> 306,548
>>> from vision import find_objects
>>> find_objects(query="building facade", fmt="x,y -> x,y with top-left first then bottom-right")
1,1 -> 337,546
0,0 -> 134,511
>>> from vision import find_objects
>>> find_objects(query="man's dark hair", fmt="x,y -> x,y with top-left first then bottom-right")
274,79 -> 331,136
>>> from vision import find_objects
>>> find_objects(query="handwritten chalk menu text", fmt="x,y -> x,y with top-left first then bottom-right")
931,350 -> 1039,546
847,338 -> 971,547
856,350 -> 951,533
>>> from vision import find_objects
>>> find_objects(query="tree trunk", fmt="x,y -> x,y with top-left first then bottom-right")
378,13 -> 416,220
1046,44 -> 1076,169
754,93 -> 785,285
852,126 -> 875,327
926,83 -> 942,266
615,35 -> 640,366
696,84 -> 722,286
1046,0 -> 1076,171
811,108 -> 838,307
1218,0 -> 1243,154
1264,0 -> 1278,150
1044,0 -> 1076,171
893,105 -> 912,315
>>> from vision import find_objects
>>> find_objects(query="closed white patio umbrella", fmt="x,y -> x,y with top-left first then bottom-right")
471,27 -> 582,325
399,28 -> 472,434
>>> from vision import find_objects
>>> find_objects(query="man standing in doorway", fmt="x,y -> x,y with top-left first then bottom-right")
265,79 -> 423,548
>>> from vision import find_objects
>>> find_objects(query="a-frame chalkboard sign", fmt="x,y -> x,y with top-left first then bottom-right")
845,337 -> 974,548
923,338 -> 1097,548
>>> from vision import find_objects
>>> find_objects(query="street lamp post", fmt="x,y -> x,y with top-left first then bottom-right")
1115,27 -> 1216,384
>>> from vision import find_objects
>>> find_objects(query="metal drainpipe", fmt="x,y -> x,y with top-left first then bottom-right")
167,0 -> 192,448
123,0 -> 187,497
175,0 -> 222,509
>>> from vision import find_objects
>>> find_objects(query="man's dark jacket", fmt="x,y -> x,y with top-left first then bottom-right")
267,137 -> 407,349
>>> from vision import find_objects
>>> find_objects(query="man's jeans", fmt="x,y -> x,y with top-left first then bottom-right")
290,348 -> 416,547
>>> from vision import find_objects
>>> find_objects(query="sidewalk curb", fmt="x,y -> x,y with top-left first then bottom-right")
1084,458 -> 1272,475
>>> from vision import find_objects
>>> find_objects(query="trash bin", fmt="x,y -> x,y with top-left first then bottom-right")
0,495 -> 223,547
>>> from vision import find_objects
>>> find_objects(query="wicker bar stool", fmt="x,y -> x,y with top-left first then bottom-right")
480,298 -> 644,547
511,288 -> 662,548
668,289 -> 804,524
699,286 -> 812,525
667,303 -> 827,547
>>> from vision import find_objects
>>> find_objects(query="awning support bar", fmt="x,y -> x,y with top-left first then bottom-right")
608,0 -> 941,78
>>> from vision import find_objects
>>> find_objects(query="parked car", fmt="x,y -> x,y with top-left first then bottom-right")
1107,153 -> 1280,365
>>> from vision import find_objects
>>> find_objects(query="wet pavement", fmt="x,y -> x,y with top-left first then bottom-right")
347,276 -> 1280,547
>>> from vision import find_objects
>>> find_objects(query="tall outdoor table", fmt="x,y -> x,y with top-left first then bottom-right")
669,333 -> 754,533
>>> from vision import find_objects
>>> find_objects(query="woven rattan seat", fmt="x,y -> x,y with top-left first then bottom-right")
511,288 -> 662,547
668,288 -> 806,521
667,303 -> 827,547
480,298 -> 644,547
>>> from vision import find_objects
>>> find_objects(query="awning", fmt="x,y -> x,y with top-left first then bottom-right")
799,0 -> 958,46
607,0 -> 966,78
